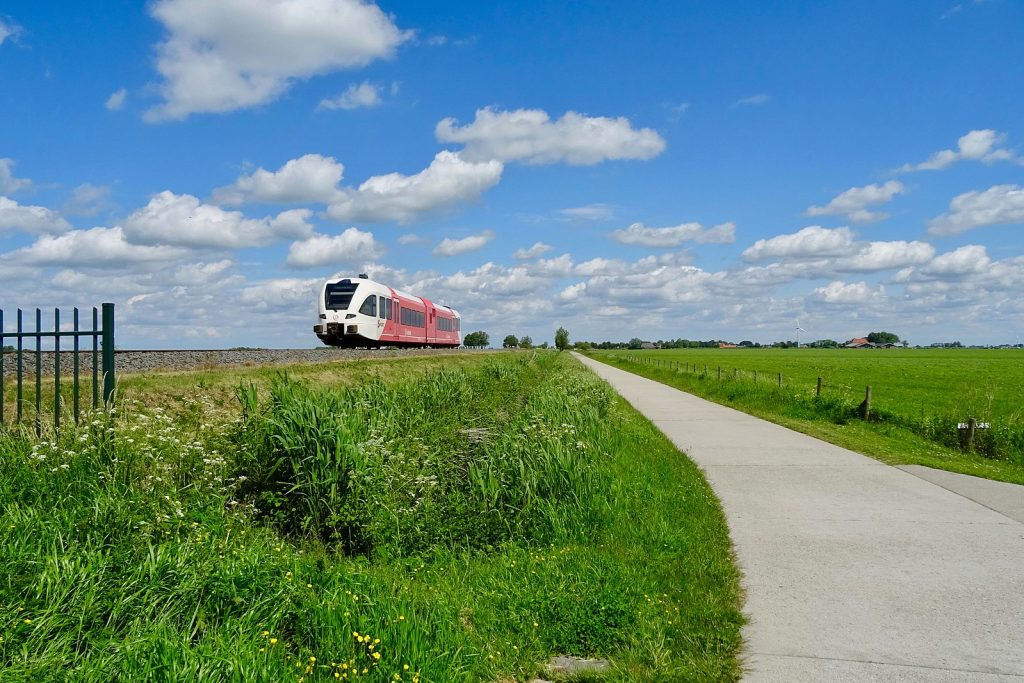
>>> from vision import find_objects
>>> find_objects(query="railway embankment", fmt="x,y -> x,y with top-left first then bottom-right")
0,347 -> 472,378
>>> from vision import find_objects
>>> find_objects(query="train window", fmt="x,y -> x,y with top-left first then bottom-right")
379,297 -> 387,319
358,295 -> 376,316
455,317 -> 460,331
325,281 -> 358,310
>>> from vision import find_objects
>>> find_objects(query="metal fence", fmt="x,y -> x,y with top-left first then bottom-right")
0,303 -> 115,434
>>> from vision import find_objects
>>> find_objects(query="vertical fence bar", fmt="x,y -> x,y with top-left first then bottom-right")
54,308 -> 61,434
17,309 -> 23,422
73,308 -> 80,423
35,308 -> 41,437
102,303 -> 115,408
92,307 -> 98,410
816,377 -> 822,398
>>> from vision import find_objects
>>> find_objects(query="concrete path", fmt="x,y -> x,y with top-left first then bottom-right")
573,354 -> 1024,682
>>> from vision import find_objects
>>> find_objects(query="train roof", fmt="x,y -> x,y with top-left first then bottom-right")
325,276 -> 459,316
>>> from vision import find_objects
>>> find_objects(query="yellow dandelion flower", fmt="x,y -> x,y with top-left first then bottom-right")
270,638 -> 278,645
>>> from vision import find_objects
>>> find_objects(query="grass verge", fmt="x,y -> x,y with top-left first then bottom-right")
0,352 -> 742,682
584,352 -> 1024,486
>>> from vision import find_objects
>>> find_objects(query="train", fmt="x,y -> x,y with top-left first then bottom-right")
313,274 -> 462,348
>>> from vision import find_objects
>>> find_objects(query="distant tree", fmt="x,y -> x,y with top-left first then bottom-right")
463,330 -> 489,347
1,345 -> 13,353
575,341 -> 592,350
901,340 -> 909,348
538,341 -> 549,349
738,340 -> 754,347
867,331 -> 900,345
627,337 -> 644,350
502,334 -> 519,348
809,339 -> 839,348
519,335 -> 533,349
555,327 -> 570,351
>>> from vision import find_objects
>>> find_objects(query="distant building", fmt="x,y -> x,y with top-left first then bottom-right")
640,342 -> 660,350
844,337 -> 874,348
718,343 -> 738,349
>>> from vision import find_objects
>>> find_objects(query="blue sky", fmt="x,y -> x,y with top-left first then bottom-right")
1,0 -> 1022,348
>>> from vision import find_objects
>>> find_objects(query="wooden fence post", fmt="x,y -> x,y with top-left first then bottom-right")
717,366 -> 722,381
816,377 -> 822,398
778,372 -> 782,387
859,385 -> 872,419
966,417 -> 977,451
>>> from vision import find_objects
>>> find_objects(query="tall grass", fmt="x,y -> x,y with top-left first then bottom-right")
0,353 -> 742,681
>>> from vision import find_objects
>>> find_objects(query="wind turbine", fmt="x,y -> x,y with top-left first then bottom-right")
795,321 -> 806,348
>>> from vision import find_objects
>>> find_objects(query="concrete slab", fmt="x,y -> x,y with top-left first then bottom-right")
573,354 -> 1024,681
899,465 -> 1024,524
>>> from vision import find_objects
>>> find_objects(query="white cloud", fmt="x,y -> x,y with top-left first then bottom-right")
0,18 -> 21,45
557,282 -> 587,302
397,233 -> 424,245
928,184 -> 1024,235
286,228 -> 383,267
64,183 -> 112,217
317,81 -> 382,110
611,221 -> 736,247
0,158 -> 31,194
838,240 -> 935,272
921,244 -> 991,277
173,259 -> 235,284
513,242 -> 553,260
742,226 -> 856,261
812,280 -> 886,305
806,181 -> 906,223
326,151 -> 503,224
732,94 -> 770,107
123,190 -> 313,248
0,197 -> 72,234
239,277 -> 322,309
214,153 -> 345,205
105,88 -> 127,111
897,129 -> 1017,172
144,0 -> 411,122
436,107 -> 666,165
10,227 -> 188,266
432,229 -> 495,257
558,203 -> 614,222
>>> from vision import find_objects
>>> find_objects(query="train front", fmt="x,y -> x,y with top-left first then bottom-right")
314,278 -> 363,346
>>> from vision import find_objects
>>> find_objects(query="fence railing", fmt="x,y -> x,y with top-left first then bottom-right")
0,303 -> 115,435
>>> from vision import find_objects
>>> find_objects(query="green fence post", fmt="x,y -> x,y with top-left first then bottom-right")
54,308 -> 60,434
101,303 -> 115,408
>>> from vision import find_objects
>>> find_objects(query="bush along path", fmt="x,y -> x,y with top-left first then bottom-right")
0,352 -> 743,682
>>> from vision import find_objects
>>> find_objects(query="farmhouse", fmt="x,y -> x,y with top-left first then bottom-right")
844,337 -> 874,348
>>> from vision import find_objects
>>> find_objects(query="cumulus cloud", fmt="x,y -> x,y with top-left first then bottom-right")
173,259 -> 236,284
105,88 -> 127,111
396,233 -> 424,245
144,0 -> 411,122
558,203 -> 614,222
0,197 -> 72,234
920,244 -> 991,277
513,242 -> 553,260
611,221 -> 736,247
897,129 -> 1018,172
317,81 -> 382,110
10,227 -> 188,266
239,277 -> 322,309
927,184 -> 1024,235
838,240 -> 935,271
0,158 -> 31,194
214,154 -> 345,205
123,190 -> 313,248
326,151 -> 503,224
812,280 -> 886,305
432,229 -> 495,257
436,107 -> 666,165
286,228 -> 384,267
806,181 -> 906,223
742,226 -> 856,261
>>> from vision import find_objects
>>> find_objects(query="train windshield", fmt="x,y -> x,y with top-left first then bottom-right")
325,281 -> 359,310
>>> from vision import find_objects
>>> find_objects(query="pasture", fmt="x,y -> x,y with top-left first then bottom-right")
588,348 -> 1024,483
0,352 -> 742,682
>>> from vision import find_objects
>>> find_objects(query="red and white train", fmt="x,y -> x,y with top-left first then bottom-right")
313,274 -> 462,348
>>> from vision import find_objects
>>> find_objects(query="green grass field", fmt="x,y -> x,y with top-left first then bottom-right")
0,352 -> 743,682
587,348 -> 1024,484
